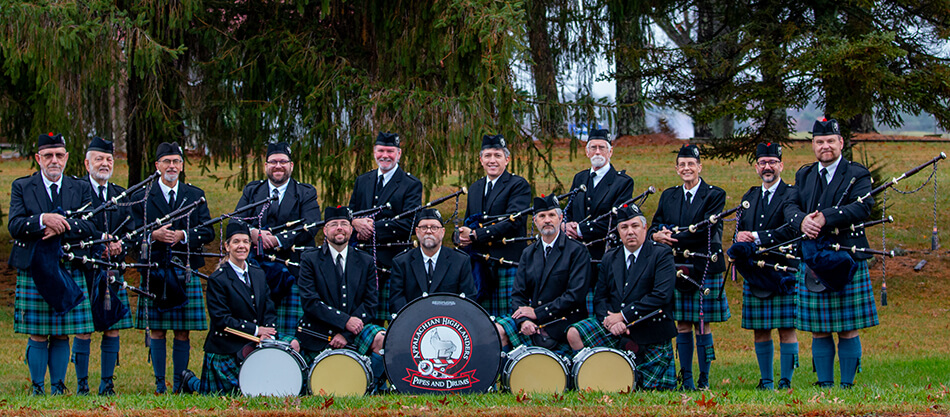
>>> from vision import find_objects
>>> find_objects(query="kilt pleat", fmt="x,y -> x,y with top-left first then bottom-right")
198,352 -> 240,395
135,270 -> 207,331
797,261 -> 878,333
495,315 -> 571,356
481,266 -> 516,319
740,281 -> 798,330
673,273 -> 730,323
14,265 -> 94,335
274,283 -> 303,336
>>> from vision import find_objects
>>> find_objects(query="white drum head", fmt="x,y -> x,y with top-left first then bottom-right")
239,348 -> 304,397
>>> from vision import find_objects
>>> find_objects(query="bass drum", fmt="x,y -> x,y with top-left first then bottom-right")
500,345 -> 570,394
309,349 -> 373,396
384,293 -> 501,394
571,347 -> 636,393
238,339 -> 307,397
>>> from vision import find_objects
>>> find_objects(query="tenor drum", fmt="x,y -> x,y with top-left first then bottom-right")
571,347 -> 636,393
384,293 -> 501,394
238,339 -> 307,397
500,345 -> 570,394
308,349 -> 373,396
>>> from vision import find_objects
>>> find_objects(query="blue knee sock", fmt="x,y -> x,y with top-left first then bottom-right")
26,339 -> 49,388
149,338 -> 166,388
838,336 -> 861,387
754,340 -> 774,386
72,338 -> 91,382
780,342 -> 799,383
811,336 -> 835,386
172,339 -> 190,391
47,338 -> 70,387
370,352 -> 386,388
696,333 -> 715,375
676,332 -> 694,385
100,335 -> 120,380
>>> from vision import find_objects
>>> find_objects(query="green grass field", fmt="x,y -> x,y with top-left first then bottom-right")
0,141 -> 949,415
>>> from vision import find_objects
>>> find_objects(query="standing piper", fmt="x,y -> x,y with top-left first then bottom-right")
296,206 -> 387,391
235,142 -> 321,335
494,195 -> 590,354
349,132 -> 423,323
650,144 -> 729,390
567,205 -> 677,390
10,133 -> 99,395
783,119 -> 877,388
131,142 -> 214,394
563,129 -> 635,315
79,137 -> 136,395
734,143 -> 800,390
457,134 -> 532,318
389,208 -> 476,314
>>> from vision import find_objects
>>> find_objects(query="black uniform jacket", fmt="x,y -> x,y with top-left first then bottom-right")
511,232 -> 591,341
464,171 -> 532,261
296,245 -> 377,350
85,176 -> 136,261
349,167 -> 423,268
9,173 -> 99,270
130,179 -> 214,268
649,179 -> 727,273
566,165 -> 635,260
389,247 -> 476,314
595,241 -> 676,346
237,178 -> 321,265
783,159 -> 873,260
204,263 -> 277,355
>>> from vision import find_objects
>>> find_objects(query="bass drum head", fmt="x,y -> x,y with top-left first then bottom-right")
571,347 -> 636,393
502,346 -> 568,394
309,349 -> 371,396
239,347 -> 305,397
384,293 -> 501,394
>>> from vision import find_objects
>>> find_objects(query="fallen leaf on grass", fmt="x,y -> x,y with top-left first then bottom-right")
695,394 -> 717,408
721,378 -> 731,385
319,396 -> 335,410
679,394 -> 694,405
599,395 -> 614,405
438,396 -> 450,405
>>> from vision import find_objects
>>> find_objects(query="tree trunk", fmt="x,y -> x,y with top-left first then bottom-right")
614,7 -> 649,136
694,0 -> 735,140
526,0 -> 562,139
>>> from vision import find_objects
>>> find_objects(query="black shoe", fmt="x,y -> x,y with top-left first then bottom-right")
756,379 -> 774,390
841,382 -> 854,389
697,372 -> 709,390
51,381 -> 68,395
99,377 -> 116,396
678,368 -> 696,391
180,369 -> 197,394
813,381 -> 834,389
31,382 -> 45,396
154,377 -> 167,394
77,376 -> 90,396
777,378 -> 791,389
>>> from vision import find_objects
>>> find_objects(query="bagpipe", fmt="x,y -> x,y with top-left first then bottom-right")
277,202 -> 391,237
62,253 -> 158,329
378,187 -> 468,221
577,186 -> 656,226
66,171 -> 161,220
199,194 -> 278,229
663,201 -> 750,235
470,185 -> 587,229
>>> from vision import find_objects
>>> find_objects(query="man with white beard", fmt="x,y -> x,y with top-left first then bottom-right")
389,209 -> 476,315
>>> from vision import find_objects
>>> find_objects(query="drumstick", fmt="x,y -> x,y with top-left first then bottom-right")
297,326 -> 356,349
626,309 -> 663,328
538,317 -> 566,328
224,327 -> 261,343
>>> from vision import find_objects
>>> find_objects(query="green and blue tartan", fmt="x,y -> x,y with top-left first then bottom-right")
301,323 -> 385,363
98,270 -> 134,331
797,261 -> 878,333
274,283 -> 303,336
740,280 -> 798,330
569,318 -> 675,390
481,266 -> 516,319
673,272 -> 731,323
375,272 -> 391,322
494,315 -> 572,356
135,270 -> 208,331
198,352 -> 240,395
14,263 -> 95,336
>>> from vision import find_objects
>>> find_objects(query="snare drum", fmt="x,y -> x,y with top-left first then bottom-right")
384,293 -> 502,394
571,347 -> 636,393
308,349 -> 373,396
238,339 -> 307,397
501,345 -> 569,394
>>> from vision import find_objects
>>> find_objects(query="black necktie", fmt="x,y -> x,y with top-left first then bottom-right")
335,253 -> 345,280
50,184 -> 61,208
588,171 -> 597,191
627,253 -> 636,271
243,271 -> 251,289
762,190 -> 771,208
267,189 -> 280,223
426,259 -> 434,287
685,191 -> 693,205
544,245 -> 552,259
374,175 -> 385,202
483,181 -> 493,206
98,185 -> 106,202
817,167 -> 828,198
168,190 -> 176,208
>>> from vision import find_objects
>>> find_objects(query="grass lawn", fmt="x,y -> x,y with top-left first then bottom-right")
0,140 -> 948,415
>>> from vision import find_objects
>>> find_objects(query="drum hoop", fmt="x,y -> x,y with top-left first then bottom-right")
239,346 -> 307,396
308,348 -> 373,395
571,347 -> 636,373
502,346 -> 570,390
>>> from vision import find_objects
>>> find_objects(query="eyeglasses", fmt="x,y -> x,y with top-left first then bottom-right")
158,158 -> 183,165
266,159 -> 292,166
415,225 -> 444,232
676,161 -> 699,169
588,144 -> 609,152
756,160 -> 781,167
38,152 -> 67,160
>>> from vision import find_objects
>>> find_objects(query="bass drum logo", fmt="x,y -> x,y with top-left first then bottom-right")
404,316 -> 478,390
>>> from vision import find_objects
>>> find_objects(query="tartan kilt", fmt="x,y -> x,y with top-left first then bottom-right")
374,271 -> 391,322
797,261 -> 878,333
740,280 -> 798,330
135,270 -> 208,331
14,265 -> 94,336
103,285 -> 135,331
495,315 -> 572,356
673,272 -> 730,323
274,283 -> 303,336
301,324 -> 384,363
568,319 -> 675,390
198,352 -> 240,395
481,266 -> 516,319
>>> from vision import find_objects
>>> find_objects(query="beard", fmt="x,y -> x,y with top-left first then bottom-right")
162,171 -> 179,184
590,155 -> 607,169
91,169 -> 112,182
540,224 -> 558,237
328,234 -> 349,246
421,235 -> 440,250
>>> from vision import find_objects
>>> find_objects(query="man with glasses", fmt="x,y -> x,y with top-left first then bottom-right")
10,133 -> 100,395
389,209 -> 475,315
735,143 -> 800,390
650,144 -> 729,390
235,142 -> 320,335
131,142 -> 214,394
349,132 -> 423,323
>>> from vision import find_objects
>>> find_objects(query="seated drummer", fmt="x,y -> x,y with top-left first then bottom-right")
295,206 -> 386,391
494,195 -> 590,355
181,220 -> 298,395
389,208 -> 476,315
567,206 -> 677,390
